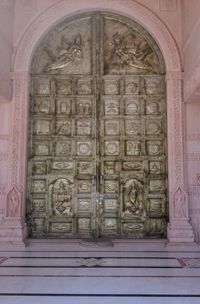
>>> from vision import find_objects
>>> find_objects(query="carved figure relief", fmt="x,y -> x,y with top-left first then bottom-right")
56,79 -> 72,95
44,34 -> 84,72
27,12 -> 167,238
51,179 -> 72,216
105,30 -> 159,73
123,179 -> 144,216
173,187 -> 187,219
7,186 -> 21,217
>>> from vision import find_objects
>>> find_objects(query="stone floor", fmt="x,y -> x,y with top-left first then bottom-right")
0,239 -> 200,304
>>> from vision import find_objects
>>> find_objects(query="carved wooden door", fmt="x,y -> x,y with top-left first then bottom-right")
27,12 -> 167,238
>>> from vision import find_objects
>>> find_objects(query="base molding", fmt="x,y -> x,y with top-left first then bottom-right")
0,219 -> 27,247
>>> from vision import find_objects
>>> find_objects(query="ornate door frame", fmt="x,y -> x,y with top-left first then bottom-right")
1,0 -> 194,244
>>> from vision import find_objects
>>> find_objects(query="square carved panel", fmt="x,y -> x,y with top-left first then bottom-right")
125,78 -> 139,94
104,79 -> 120,95
77,79 -> 92,95
77,162 -> 93,175
56,79 -> 72,95
56,120 -> 71,135
104,98 -> 120,115
125,97 -> 140,115
104,141 -> 120,156
76,98 -> 92,115
104,120 -> 120,136
76,141 -> 92,156
104,180 -> 118,193
125,120 -> 140,136
125,141 -> 141,156
76,119 -> 92,136
55,141 -> 71,156
35,78 -> 50,95
56,98 -> 71,115
32,180 -> 46,193
34,141 -> 50,156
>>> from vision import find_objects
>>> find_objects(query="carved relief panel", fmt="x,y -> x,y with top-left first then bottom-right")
27,12 -> 167,238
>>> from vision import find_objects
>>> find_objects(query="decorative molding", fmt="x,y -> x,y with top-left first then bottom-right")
13,0 -> 181,72
166,71 -> 183,80
188,185 -> 200,197
186,134 -> 200,141
189,208 -> 200,216
187,153 -> 200,161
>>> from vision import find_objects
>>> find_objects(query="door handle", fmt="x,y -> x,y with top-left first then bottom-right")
92,175 -> 96,185
100,175 -> 103,185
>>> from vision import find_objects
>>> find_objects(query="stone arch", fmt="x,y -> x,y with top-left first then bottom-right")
5,0 -> 194,243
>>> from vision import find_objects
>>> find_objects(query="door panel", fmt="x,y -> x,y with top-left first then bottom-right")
27,12 -> 167,238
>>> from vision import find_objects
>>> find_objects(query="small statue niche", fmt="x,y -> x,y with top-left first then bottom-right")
123,179 -> 144,216
173,187 -> 187,219
51,178 -> 72,216
7,186 -> 21,218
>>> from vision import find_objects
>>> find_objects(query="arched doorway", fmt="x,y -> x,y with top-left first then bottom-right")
27,12 -> 168,238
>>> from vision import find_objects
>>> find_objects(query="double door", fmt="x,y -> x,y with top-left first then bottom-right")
27,12 -> 167,238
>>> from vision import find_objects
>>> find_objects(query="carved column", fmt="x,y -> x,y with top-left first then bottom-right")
0,71 -> 29,244
166,71 -> 194,243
